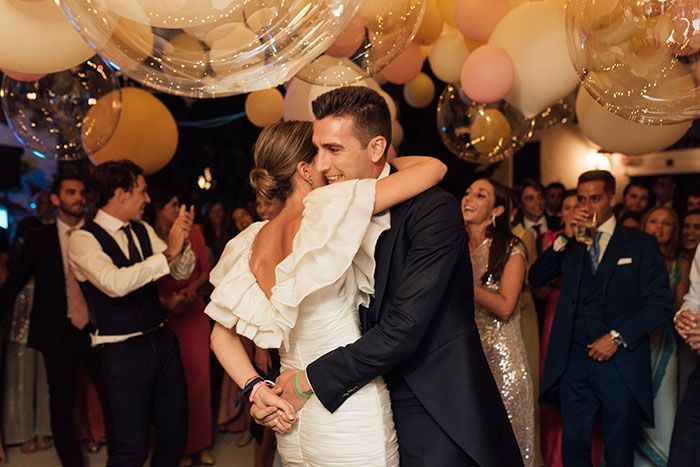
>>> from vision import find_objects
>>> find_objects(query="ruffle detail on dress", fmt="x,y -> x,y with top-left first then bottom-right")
271,179 -> 390,323
205,222 -> 296,349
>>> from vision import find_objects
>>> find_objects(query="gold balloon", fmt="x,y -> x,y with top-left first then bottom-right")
470,109 -> 512,155
89,88 -> 178,175
403,72 -> 436,108
245,88 -> 285,127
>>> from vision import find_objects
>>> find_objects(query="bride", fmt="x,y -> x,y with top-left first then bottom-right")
206,119 -> 446,466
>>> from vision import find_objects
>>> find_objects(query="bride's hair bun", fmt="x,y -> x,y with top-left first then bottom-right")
250,121 -> 316,202
249,167 -> 278,200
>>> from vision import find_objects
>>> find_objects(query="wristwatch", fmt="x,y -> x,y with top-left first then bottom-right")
609,329 -> 627,348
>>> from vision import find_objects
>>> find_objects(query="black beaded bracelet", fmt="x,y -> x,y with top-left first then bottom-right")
234,377 -> 264,407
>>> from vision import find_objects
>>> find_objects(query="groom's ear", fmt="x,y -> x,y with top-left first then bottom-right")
367,136 -> 387,164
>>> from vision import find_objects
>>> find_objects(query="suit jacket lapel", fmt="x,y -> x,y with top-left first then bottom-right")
597,225 -> 628,287
570,240 -> 586,292
371,199 -> 411,320
48,224 -> 65,280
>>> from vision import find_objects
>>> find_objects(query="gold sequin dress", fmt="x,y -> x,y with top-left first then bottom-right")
471,239 -> 535,467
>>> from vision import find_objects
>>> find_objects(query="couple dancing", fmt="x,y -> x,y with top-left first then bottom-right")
206,87 -> 523,466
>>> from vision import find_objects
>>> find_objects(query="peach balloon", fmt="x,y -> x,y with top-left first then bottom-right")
326,17 -> 366,58
460,44 -> 514,103
381,43 -> 424,84
89,88 -> 178,176
246,88 -> 285,127
414,0 -> 444,45
455,0 -> 509,42
1,68 -> 45,81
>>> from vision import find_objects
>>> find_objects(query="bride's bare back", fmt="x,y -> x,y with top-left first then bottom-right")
249,208 -> 302,299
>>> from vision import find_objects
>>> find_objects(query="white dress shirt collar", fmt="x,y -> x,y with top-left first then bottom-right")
94,209 -> 131,233
380,162 -> 391,180
524,215 -> 548,233
597,214 -> 616,236
57,217 -> 84,236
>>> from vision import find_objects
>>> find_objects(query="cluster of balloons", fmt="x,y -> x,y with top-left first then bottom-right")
57,0 -> 363,98
296,0 -> 427,87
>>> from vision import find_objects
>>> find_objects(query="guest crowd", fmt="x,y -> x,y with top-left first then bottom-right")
0,161 -> 698,467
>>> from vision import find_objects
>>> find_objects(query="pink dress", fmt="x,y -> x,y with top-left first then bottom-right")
539,230 -> 603,467
157,224 -> 212,454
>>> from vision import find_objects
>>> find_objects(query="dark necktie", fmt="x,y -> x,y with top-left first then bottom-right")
532,224 -> 542,254
121,224 -> 142,263
589,231 -> 602,273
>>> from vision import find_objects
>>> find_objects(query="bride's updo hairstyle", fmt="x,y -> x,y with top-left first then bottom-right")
249,120 -> 315,202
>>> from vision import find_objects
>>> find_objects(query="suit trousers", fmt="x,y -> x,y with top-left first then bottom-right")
96,326 -> 187,467
668,360 -> 700,467
388,375 -> 478,467
560,348 -> 640,467
43,347 -> 96,467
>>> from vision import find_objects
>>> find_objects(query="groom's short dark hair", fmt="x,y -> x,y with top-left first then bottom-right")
312,86 -> 392,155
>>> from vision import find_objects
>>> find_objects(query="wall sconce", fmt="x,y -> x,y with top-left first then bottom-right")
586,150 -> 611,171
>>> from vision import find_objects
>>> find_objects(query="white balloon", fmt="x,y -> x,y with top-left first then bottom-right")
0,0 -> 95,74
575,87 -> 692,155
489,3 -> 579,118
283,77 -> 385,122
428,33 -> 470,83
284,60 -> 393,122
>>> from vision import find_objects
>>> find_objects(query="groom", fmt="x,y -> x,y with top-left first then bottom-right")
252,86 -> 522,466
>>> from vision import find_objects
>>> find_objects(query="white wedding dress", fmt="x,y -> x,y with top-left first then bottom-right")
206,179 -> 399,467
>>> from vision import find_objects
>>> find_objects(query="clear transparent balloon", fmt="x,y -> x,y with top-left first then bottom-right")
566,0 -> 700,125
57,0 -> 362,98
1,56 -> 121,161
436,84 -> 534,164
534,92 -> 576,131
294,0 -> 426,85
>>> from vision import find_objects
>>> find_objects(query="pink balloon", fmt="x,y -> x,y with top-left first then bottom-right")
381,43 -> 424,85
455,0 -> 509,42
460,44 -> 514,103
326,17 -> 366,58
1,68 -> 46,82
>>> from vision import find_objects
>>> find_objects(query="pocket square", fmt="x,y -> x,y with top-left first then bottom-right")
617,257 -> 633,265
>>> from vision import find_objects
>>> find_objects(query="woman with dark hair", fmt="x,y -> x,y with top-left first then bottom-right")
462,178 -> 535,466
146,184 -> 214,467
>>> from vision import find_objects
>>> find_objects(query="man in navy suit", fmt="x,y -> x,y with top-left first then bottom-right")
0,175 -> 92,467
530,170 -> 673,467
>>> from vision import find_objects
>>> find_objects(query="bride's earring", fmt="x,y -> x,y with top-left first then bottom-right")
491,214 -> 496,227
306,177 -> 313,186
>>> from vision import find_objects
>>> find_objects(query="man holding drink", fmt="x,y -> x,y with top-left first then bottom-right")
530,170 -> 673,467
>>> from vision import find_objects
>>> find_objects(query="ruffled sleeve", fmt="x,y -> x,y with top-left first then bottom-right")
205,222 -> 296,349
271,179 -> 390,324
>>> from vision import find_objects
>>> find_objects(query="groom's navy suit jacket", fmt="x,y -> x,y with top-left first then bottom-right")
307,186 -> 523,466
530,225 -> 673,424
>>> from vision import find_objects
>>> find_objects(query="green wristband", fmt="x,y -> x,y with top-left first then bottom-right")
294,372 -> 313,399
